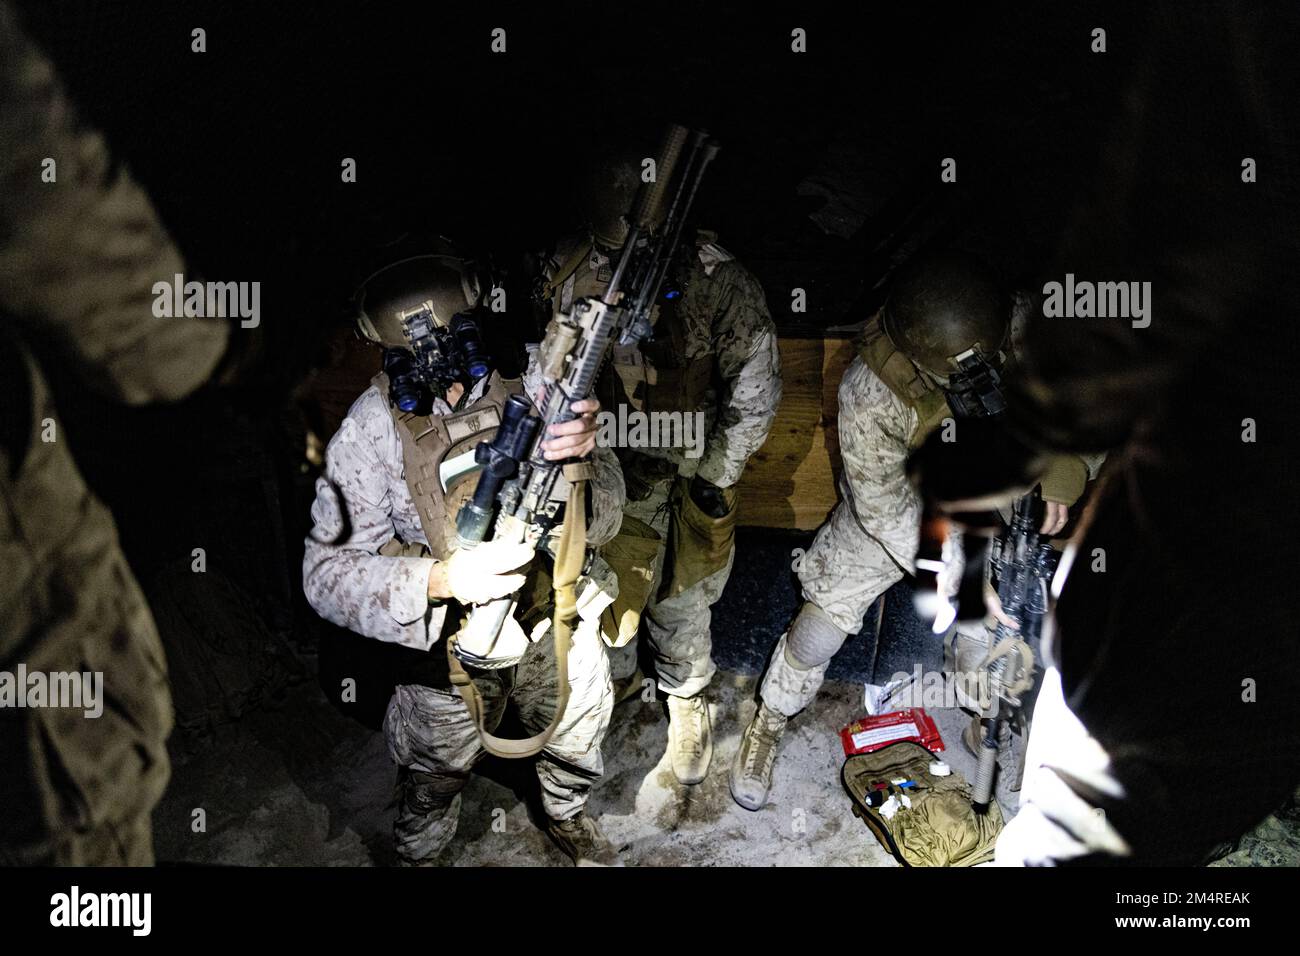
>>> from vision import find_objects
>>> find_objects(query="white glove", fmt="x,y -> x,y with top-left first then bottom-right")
437,539 -> 534,606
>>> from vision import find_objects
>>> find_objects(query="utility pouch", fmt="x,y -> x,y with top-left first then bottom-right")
598,515 -> 662,648
659,475 -> 737,601
842,741 -> 1004,867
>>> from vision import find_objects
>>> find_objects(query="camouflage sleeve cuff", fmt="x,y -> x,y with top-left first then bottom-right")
1038,454 -> 1089,506
693,449 -> 740,489
389,556 -> 439,635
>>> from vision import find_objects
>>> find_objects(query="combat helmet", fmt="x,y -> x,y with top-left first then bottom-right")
882,252 -> 1009,378
355,254 -> 484,349
353,253 -> 494,409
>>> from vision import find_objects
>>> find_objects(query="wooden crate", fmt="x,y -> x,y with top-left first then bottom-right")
736,335 -> 856,530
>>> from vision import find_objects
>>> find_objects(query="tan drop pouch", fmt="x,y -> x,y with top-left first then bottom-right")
659,476 -> 738,601
598,515 -> 662,648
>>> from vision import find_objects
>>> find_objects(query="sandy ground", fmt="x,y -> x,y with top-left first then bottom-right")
154,666 -> 1023,867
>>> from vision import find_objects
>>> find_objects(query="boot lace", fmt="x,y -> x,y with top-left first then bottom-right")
744,709 -> 784,777
671,696 -> 706,755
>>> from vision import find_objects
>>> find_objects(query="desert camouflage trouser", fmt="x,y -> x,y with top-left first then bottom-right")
605,478 -> 730,699
760,498 -> 906,716
383,620 -> 612,864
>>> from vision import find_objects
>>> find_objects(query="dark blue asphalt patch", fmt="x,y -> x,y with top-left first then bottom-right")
710,527 -> 945,686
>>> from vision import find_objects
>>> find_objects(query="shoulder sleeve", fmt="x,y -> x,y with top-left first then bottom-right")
301,388 -> 445,649
696,260 -> 783,487
837,356 -> 923,571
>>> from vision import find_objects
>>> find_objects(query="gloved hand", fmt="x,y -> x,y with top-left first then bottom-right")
428,539 -> 534,605
688,475 -> 733,519
1035,454 -> 1088,535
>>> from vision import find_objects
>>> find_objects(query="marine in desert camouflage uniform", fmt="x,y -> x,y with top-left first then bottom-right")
730,252 -> 1100,811
0,1 -> 237,865
534,155 -> 781,785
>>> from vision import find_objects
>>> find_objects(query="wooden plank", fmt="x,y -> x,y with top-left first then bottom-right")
736,336 -> 856,530
308,331 -> 856,532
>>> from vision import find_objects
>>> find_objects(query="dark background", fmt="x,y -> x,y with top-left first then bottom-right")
9,1 -> 1247,731
20,2 -> 1138,335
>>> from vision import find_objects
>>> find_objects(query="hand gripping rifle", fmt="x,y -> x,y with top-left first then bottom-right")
970,490 -> 1058,809
447,125 -> 720,758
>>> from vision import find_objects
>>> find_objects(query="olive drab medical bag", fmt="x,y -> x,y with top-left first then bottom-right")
842,741 -> 1004,867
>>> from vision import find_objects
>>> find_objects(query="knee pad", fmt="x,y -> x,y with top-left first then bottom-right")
400,770 -> 467,816
785,602 -> 849,670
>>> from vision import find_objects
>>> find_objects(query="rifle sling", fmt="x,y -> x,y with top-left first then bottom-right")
446,461 -> 593,759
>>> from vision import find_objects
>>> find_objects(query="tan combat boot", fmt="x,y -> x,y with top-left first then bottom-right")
666,693 -> 713,785
729,702 -> 788,810
545,811 -> 623,866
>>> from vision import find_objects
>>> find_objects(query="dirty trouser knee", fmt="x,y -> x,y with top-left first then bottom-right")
384,621 -> 612,861
759,603 -> 848,717
384,680 -> 507,864
643,546 -> 730,698
785,600 -> 850,668
758,497 -> 905,717
515,618 -> 614,820
393,768 -> 469,864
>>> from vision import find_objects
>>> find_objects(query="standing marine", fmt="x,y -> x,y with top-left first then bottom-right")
532,148 -> 782,785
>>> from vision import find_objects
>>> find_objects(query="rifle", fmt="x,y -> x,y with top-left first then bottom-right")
446,124 -> 720,756
970,490 -> 1058,809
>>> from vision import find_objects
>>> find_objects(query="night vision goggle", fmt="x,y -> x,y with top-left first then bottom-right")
383,306 -> 493,413
943,348 -> 1007,419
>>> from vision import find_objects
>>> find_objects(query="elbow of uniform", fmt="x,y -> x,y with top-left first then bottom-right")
97,322 -> 230,406
300,549 -> 336,621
